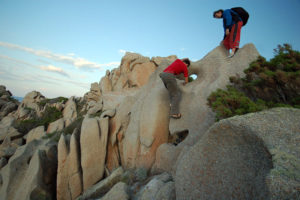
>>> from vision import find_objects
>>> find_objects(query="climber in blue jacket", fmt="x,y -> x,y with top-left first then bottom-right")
214,9 -> 243,57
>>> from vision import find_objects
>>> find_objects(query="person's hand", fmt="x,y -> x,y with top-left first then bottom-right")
225,29 -> 230,36
220,40 -> 224,46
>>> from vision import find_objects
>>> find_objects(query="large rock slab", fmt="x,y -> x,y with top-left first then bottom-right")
63,96 -> 78,127
47,118 -> 64,134
0,136 -> 19,159
99,70 -> 113,93
80,116 -> 109,191
151,143 -> 183,174
0,139 -> 57,200
169,44 -> 260,144
0,126 -> 23,143
76,167 -> 124,200
120,44 -> 259,171
57,129 -> 82,200
106,95 -> 136,172
175,108 -> 300,200
16,91 -> 45,118
26,125 -> 45,143
84,82 -> 102,102
0,86 -> 18,120
127,62 -> 156,88
137,172 -> 174,200
100,182 -> 129,200
122,69 -> 170,169
0,116 -> 15,128
0,102 -> 18,120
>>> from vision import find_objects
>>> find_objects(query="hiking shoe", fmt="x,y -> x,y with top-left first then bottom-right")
228,51 -> 235,58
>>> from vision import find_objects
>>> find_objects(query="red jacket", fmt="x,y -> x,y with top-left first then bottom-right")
163,59 -> 188,77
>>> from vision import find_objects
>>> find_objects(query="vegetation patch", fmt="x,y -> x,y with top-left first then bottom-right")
38,96 -> 68,107
208,44 -> 300,120
62,116 -> 84,135
43,131 -> 62,143
13,106 -> 63,134
42,116 -> 84,143
76,98 -> 87,117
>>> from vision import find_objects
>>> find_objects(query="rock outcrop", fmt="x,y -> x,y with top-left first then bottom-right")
77,167 -> 124,200
99,182 -> 129,200
0,139 -> 57,200
0,85 -> 18,120
26,126 -> 46,143
63,97 -> 78,127
16,91 -> 45,118
137,172 -> 175,200
84,52 -> 176,104
1,43 -> 298,200
80,116 -> 109,191
120,43 -> 259,170
57,130 -> 82,200
175,108 -> 300,200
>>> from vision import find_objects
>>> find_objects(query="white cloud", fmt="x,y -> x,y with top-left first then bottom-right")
0,54 -> 37,68
119,49 -> 127,55
0,41 -> 120,70
68,53 -> 76,56
180,48 -> 186,51
40,65 -> 69,77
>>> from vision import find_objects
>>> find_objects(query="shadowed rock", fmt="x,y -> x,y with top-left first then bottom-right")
0,139 -> 57,200
175,108 -> 300,200
57,129 -> 82,200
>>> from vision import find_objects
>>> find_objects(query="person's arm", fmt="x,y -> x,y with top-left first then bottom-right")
184,77 -> 188,85
223,10 -> 232,35
225,28 -> 230,35
183,66 -> 189,85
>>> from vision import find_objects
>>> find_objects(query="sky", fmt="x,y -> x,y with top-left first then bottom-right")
0,0 -> 300,98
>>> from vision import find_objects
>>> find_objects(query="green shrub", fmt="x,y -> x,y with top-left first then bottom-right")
76,98 -> 87,117
14,106 -> 63,134
188,76 -> 194,82
14,119 -> 41,135
24,107 -> 35,112
43,131 -> 62,143
62,116 -> 84,135
90,111 -> 103,118
39,96 -> 68,107
207,86 -> 265,120
208,44 -> 300,120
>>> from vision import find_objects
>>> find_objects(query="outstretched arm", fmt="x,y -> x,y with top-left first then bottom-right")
183,77 -> 188,85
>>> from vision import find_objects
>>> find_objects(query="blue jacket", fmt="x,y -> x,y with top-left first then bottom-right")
222,9 -> 241,32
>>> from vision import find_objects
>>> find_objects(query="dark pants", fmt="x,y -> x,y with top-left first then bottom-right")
159,72 -> 181,115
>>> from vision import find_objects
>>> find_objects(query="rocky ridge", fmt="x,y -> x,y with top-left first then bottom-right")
0,44 -> 299,200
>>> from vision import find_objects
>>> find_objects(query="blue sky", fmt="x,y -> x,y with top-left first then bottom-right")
0,0 -> 299,98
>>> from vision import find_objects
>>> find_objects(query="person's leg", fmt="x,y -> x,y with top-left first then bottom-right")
160,72 -> 181,117
159,73 -> 168,89
230,21 -> 243,56
169,85 -> 181,116
223,35 -> 230,50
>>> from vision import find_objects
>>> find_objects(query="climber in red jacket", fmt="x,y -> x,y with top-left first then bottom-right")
159,58 -> 190,119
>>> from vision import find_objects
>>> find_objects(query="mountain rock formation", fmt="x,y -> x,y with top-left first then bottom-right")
0,44 -> 299,200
